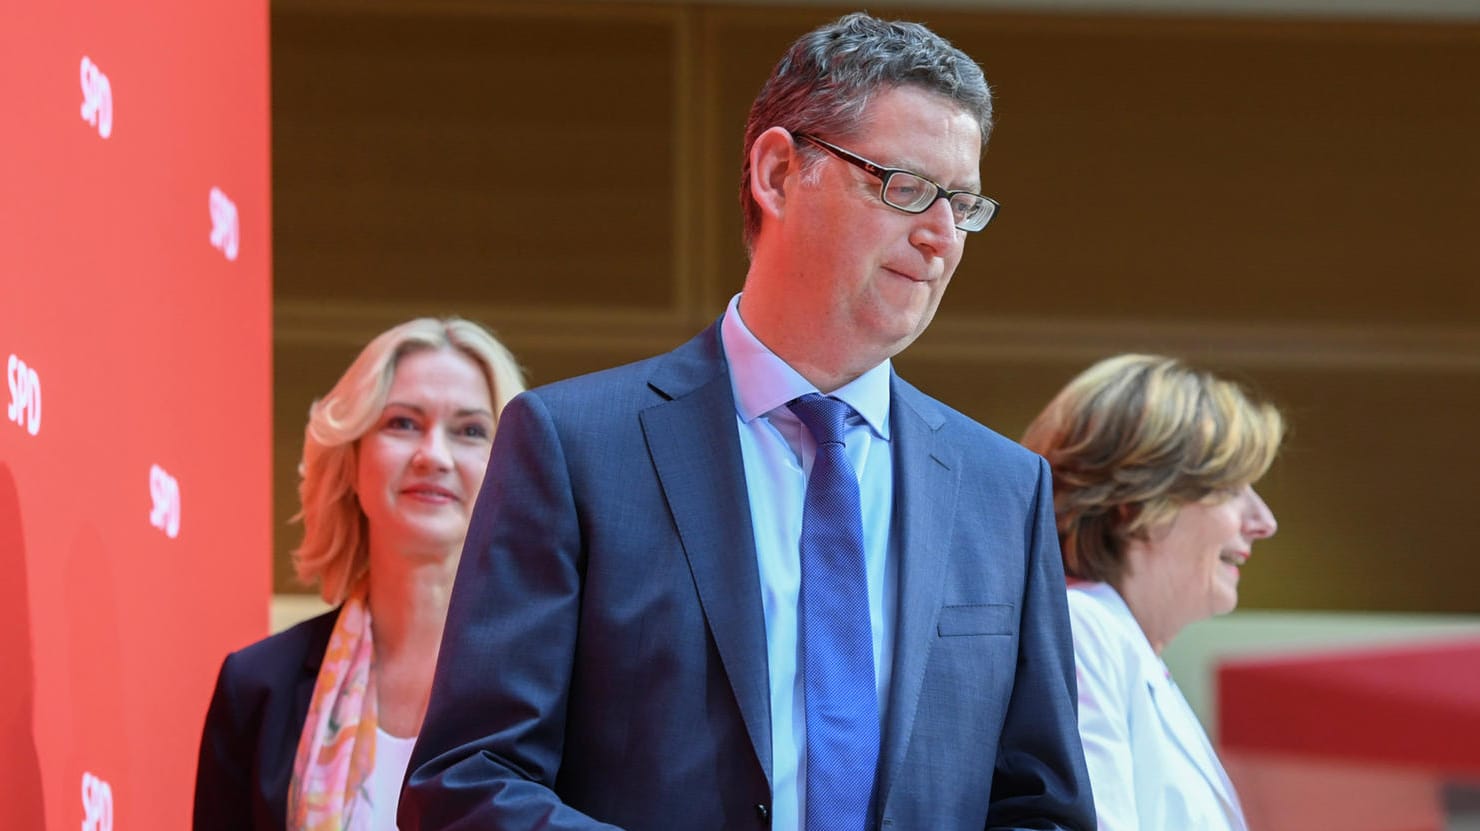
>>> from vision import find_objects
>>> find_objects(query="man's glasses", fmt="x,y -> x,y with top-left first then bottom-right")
795,133 -> 999,233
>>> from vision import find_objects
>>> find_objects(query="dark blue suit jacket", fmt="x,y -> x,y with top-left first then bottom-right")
193,610 -> 337,831
402,323 -> 1093,830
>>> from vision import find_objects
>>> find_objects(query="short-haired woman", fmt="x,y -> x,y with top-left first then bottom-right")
1022,353 -> 1283,831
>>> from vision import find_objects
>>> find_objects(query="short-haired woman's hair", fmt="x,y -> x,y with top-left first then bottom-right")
291,317 -> 526,604
739,12 -> 992,253
1021,354 -> 1284,587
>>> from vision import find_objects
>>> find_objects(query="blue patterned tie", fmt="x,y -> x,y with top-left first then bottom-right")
788,393 -> 879,831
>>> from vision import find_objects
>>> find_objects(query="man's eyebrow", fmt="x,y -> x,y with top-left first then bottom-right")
889,158 -> 981,193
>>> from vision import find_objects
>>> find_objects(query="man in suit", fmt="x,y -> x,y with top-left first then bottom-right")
401,12 -> 1094,831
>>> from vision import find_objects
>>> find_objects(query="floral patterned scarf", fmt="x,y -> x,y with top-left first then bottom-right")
288,583 -> 378,831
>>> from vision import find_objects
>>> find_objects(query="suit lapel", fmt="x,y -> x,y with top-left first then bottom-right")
1146,670 -> 1247,829
876,378 -> 958,805
639,324 -> 772,784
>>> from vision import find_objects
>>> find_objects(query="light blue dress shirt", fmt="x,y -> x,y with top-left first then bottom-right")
719,294 -> 898,831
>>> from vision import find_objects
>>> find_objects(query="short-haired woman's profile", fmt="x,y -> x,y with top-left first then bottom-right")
1023,353 -> 1284,831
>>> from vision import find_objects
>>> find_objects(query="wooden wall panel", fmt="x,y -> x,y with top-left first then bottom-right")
943,16 -> 1480,325
1238,366 -> 1480,613
272,5 -> 679,310
270,1 -> 1480,613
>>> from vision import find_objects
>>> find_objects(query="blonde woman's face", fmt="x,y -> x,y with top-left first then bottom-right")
355,347 -> 494,558
1138,485 -> 1278,623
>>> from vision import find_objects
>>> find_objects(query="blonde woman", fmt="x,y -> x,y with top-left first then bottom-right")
1022,354 -> 1284,831
193,318 -> 524,831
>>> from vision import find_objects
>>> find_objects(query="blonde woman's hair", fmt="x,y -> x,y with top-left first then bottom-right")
1021,354 -> 1284,588
292,317 -> 526,604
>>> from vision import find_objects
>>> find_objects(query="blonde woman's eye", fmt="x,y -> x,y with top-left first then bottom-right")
459,423 -> 491,439
386,415 -> 418,431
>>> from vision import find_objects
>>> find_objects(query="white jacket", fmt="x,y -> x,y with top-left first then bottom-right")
1068,582 -> 1247,831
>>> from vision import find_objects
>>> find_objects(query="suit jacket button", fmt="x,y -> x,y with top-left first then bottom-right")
755,803 -> 770,825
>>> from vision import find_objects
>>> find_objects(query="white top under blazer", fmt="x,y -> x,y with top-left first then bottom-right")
1068,582 -> 1247,831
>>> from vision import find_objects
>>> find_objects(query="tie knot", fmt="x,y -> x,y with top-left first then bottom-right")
788,393 -> 852,446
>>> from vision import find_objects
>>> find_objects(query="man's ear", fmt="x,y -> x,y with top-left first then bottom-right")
748,126 -> 799,224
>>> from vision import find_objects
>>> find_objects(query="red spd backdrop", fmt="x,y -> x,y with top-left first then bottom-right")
1,1 -> 271,828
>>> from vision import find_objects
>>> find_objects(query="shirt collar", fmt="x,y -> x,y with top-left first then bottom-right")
719,293 -> 891,438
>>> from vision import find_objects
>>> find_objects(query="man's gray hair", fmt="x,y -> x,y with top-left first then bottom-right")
739,12 -> 992,253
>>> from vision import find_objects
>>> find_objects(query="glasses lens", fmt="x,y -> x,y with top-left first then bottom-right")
881,172 -> 936,213
950,194 -> 996,232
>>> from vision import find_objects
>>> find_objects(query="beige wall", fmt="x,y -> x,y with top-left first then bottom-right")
270,1 -> 1480,612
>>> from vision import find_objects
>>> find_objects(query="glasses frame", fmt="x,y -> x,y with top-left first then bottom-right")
794,133 -> 999,233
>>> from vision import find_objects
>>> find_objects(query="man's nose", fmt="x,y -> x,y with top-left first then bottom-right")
910,196 -> 959,254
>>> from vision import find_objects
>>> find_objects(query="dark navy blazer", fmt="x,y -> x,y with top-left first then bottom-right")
402,323 -> 1094,830
193,610 -> 337,831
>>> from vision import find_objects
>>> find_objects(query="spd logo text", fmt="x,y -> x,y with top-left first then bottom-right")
81,771 -> 113,831
6,354 -> 41,436
149,464 -> 181,539
80,57 -> 113,139
209,187 -> 239,261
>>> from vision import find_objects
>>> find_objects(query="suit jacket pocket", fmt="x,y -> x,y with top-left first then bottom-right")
937,603 -> 1016,637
